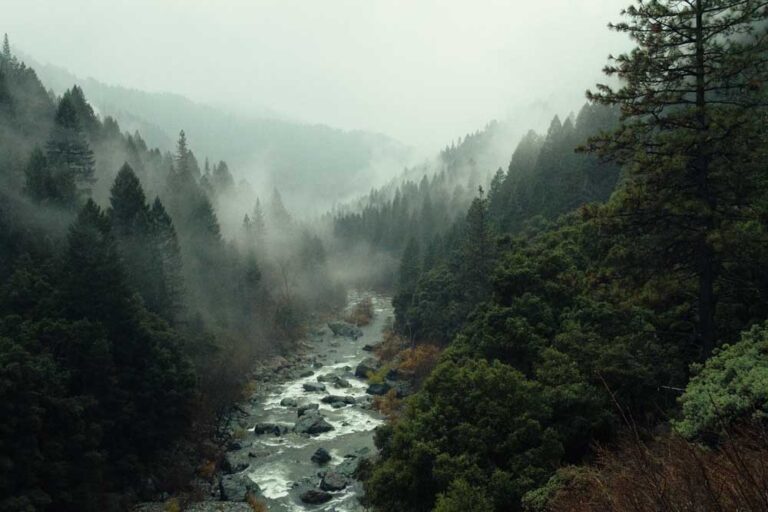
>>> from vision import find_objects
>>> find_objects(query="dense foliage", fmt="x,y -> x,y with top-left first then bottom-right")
0,38 -> 343,511
360,2 -> 768,511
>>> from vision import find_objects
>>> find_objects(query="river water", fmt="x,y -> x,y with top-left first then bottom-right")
225,292 -> 391,511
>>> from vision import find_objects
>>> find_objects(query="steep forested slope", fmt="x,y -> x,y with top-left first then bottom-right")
358,2 -> 768,511
0,38 -> 343,511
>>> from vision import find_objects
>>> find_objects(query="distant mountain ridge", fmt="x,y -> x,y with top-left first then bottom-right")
24,54 -> 412,212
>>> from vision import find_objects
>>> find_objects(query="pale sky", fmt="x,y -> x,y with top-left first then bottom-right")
4,0 -> 630,151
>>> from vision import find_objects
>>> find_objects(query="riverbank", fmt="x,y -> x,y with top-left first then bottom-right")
135,292 -> 392,512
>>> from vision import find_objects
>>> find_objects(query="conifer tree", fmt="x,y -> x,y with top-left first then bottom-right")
586,0 -> 768,356
149,197 -> 184,321
462,188 -> 494,302
46,92 -> 96,199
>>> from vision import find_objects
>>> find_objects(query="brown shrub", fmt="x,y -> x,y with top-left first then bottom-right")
372,388 -> 403,422
397,344 -> 441,385
548,425 -> 768,512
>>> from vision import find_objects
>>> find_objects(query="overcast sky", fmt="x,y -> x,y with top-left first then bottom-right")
4,0 -> 630,152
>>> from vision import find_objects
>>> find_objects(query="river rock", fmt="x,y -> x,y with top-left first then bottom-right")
280,397 -> 298,407
355,357 -> 380,378
320,471 -> 348,492
300,489 -> 333,504
297,403 -> 319,417
299,369 -> 315,378
327,321 -> 363,339
311,447 -> 332,464
222,452 -> 250,474
219,473 -> 260,501
252,423 -> 287,436
317,374 -> 351,388
294,413 -> 334,435
391,380 -> 414,398
303,382 -> 326,393
366,382 -> 391,395
320,395 -> 356,405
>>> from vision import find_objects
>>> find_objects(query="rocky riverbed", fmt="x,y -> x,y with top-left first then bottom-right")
209,292 -> 392,511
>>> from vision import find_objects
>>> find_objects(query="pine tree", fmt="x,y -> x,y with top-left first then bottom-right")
109,163 -> 149,236
46,92 -> 96,199
585,0 -> 768,356
149,197 -> 184,322
63,199 -> 131,323
393,237 -> 422,334
24,147 -> 78,206
462,188 -> 494,302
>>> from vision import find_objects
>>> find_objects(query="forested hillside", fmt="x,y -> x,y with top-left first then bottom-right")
0,37 -> 344,511
331,103 -> 619,287
356,2 -> 768,511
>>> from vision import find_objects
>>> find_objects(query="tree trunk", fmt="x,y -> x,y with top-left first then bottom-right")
694,0 -> 716,358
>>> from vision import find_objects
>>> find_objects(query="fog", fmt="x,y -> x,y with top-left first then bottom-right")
4,0 -> 629,153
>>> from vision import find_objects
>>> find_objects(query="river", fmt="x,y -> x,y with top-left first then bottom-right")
221,292 -> 391,511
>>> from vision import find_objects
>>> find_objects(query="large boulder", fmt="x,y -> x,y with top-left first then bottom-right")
219,473 -> 260,501
355,357 -> 381,378
320,395 -> 356,405
366,382 -> 391,395
303,382 -> 326,393
280,397 -> 298,407
294,413 -> 335,435
320,471 -> 348,492
311,447 -> 332,464
327,321 -> 363,339
252,423 -> 287,436
300,489 -> 333,504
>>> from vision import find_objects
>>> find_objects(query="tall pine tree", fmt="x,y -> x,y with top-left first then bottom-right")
586,0 -> 768,356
